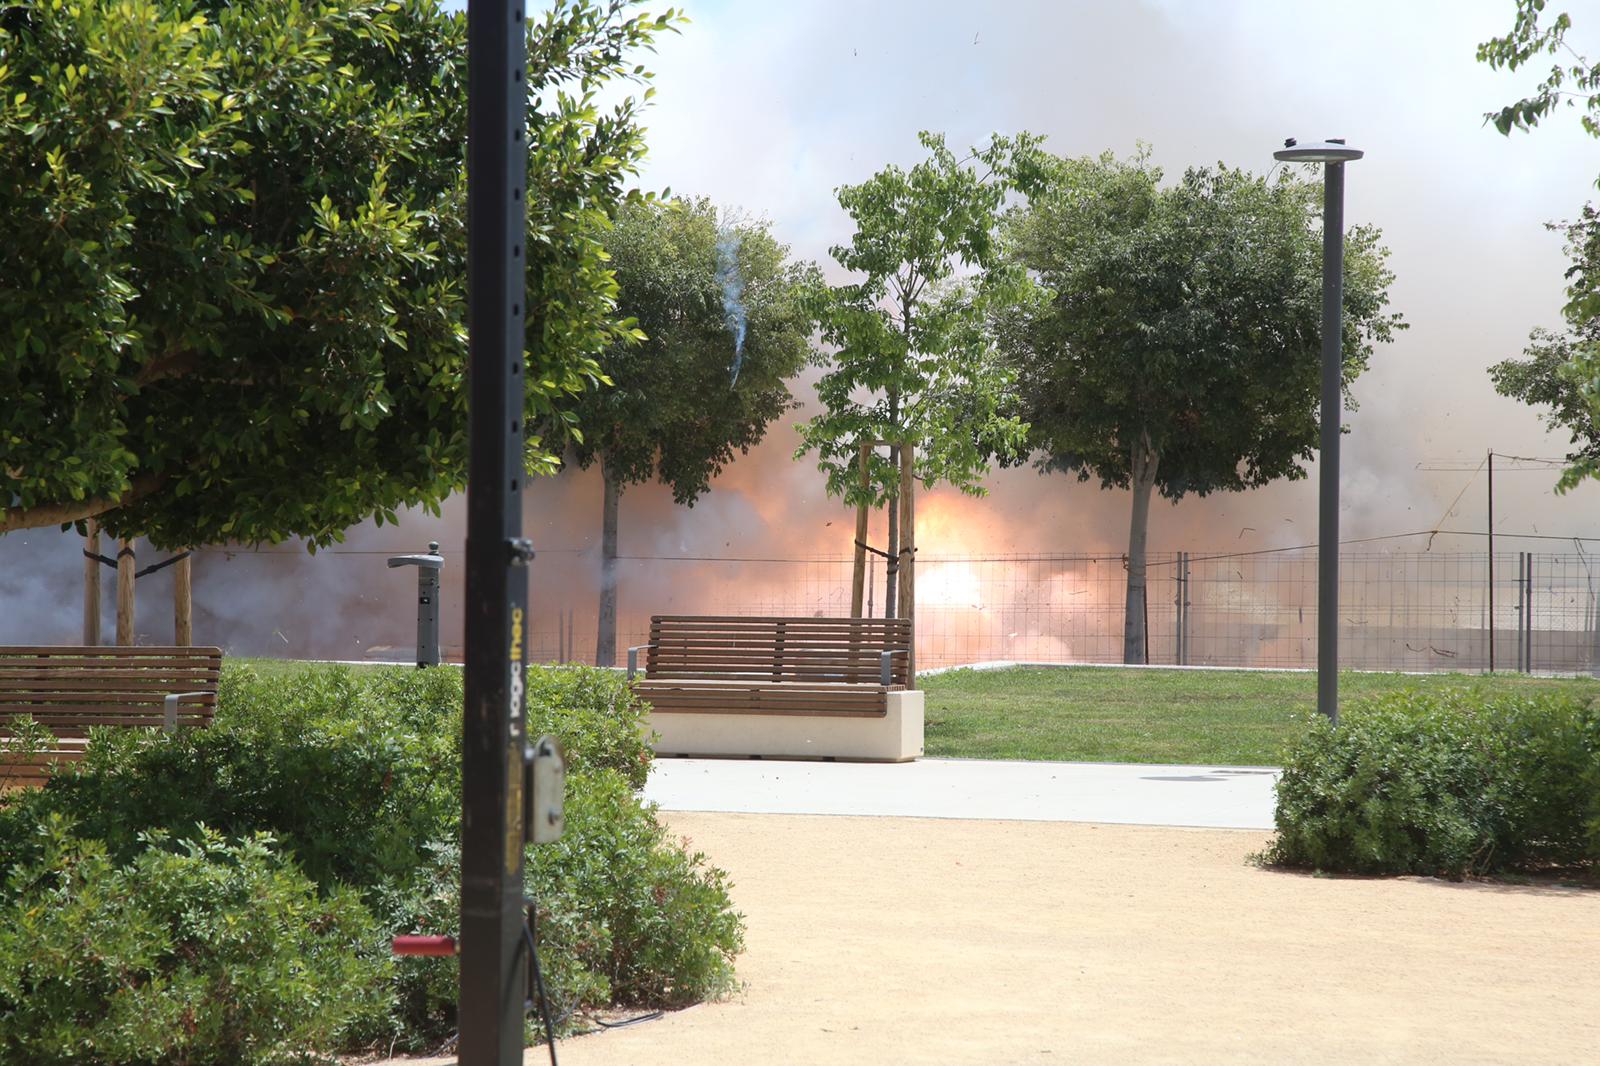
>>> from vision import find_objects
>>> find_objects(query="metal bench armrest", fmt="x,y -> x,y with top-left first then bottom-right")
879,649 -> 909,686
626,645 -> 654,680
163,692 -> 211,733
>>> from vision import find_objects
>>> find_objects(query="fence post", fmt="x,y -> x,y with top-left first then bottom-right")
1174,552 -> 1183,666
1515,552 -> 1527,674
1526,553 -> 1535,674
1180,551 -> 1191,666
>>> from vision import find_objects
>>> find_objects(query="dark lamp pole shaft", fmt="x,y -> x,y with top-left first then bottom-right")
461,3 -> 529,1065
1318,162 -> 1345,725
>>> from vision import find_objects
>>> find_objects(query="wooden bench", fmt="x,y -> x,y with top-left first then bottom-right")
0,646 -> 223,787
627,616 -> 923,761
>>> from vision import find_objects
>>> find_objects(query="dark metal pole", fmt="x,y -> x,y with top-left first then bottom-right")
1487,450 -> 1495,672
1181,552 -> 1190,666
1516,552 -> 1526,673
461,3 -> 530,1065
1317,160 -> 1345,725
1526,553 -> 1535,673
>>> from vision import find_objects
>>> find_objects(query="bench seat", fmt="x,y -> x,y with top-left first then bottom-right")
633,678 -> 893,717
631,617 -> 923,761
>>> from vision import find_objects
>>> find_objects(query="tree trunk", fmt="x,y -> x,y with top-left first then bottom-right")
596,469 -> 620,667
1123,432 -> 1159,665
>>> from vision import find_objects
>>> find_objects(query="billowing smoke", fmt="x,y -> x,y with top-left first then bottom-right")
11,3 -> 1600,669
714,231 -> 747,384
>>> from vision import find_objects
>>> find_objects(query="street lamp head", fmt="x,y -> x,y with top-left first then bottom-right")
1274,137 -> 1364,163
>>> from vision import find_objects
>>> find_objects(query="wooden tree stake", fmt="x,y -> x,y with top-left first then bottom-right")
83,519 -> 101,645
850,441 -> 871,617
897,442 -> 916,686
115,537 -> 136,645
174,550 -> 193,646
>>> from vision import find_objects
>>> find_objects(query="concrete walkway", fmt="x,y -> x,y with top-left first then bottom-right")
643,756 -> 1279,830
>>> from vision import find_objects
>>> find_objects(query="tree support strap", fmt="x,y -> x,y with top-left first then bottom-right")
854,538 -> 894,561
853,540 -> 916,572
83,548 -> 191,579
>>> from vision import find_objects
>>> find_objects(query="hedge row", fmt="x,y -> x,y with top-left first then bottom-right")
0,662 -> 743,1064
1266,686 -> 1600,878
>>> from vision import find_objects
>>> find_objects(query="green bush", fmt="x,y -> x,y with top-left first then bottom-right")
0,665 -> 460,892
0,661 -> 742,1056
1265,687 -> 1600,877
525,666 -> 655,790
0,663 -> 649,890
379,769 -> 742,1046
0,821 -> 384,1066
534,769 -> 744,1008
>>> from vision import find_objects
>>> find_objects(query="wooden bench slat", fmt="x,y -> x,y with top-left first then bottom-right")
0,687 -> 220,700
3,710 -> 215,723
636,681 -> 890,693
651,614 -> 908,623
0,646 -> 222,657
0,659 -> 222,672
647,643 -> 903,654
648,669 -> 909,685
648,625 -> 908,631
0,669 -> 220,681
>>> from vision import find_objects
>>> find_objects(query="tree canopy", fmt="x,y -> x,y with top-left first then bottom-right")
1490,208 -> 1600,489
998,150 -> 1403,661
797,131 -> 1052,504
570,196 -> 817,663
569,197 -> 817,504
1479,1 -> 1600,149
796,130 -> 1051,615
0,0 -> 675,549
1479,3 -> 1600,490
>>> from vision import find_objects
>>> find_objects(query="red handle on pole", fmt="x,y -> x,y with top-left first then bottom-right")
392,935 -> 457,957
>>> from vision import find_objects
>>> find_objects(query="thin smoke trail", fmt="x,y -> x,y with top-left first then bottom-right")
714,231 -> 747,385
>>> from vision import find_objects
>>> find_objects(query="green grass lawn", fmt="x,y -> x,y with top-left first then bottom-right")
920,666 -> 1600,766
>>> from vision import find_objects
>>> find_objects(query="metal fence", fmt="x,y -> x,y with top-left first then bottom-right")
539,545 -> 1600,675
37,538 -> 1600,675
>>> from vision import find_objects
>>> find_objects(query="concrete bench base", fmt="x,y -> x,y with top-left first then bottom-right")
646,689 -> 924,763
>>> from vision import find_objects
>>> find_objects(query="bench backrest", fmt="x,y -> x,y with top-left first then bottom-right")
646,616 -> 911,686
0,646 -> 224,735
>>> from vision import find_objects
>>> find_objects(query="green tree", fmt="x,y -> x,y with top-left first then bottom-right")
1480,4 -> 1600,489
0,0 -> 676,549
997,151 -> 1403,663
1479,1 -> 1600,149
1490,209 -> 1600,489
567,198 -> 817,665
797,130 -> 1050,618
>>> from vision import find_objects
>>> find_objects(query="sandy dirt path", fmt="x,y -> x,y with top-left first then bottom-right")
399,812 -> 1600,1066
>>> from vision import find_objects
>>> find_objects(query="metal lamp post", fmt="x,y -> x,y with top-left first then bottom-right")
1272,137 -> 1363,725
